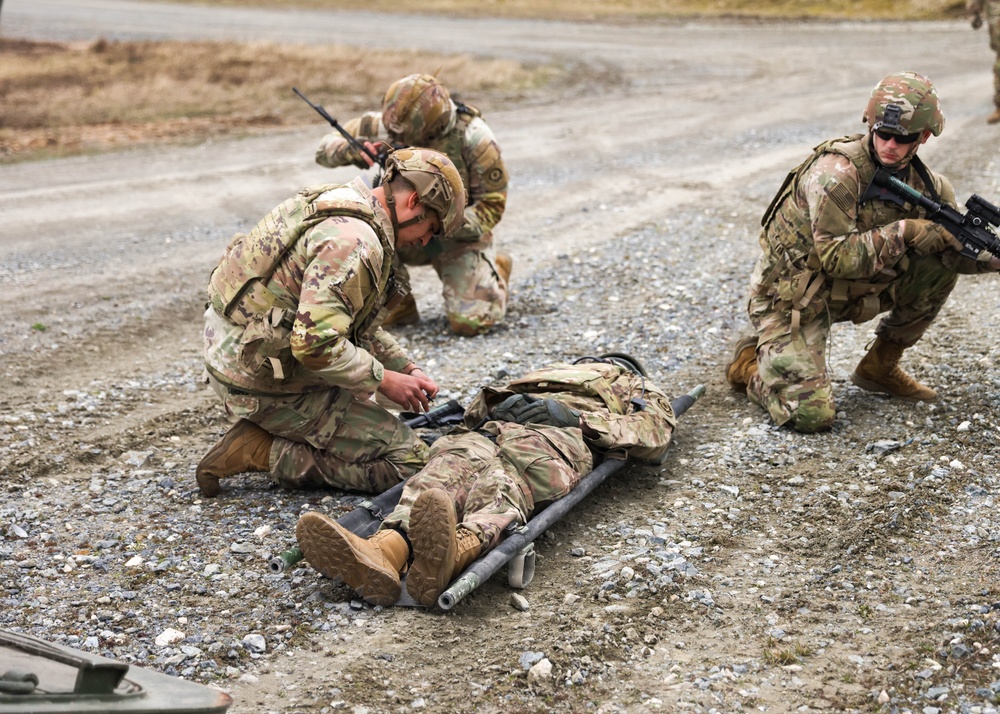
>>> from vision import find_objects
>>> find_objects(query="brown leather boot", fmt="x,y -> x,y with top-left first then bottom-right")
296,512 -> 410,607
382,293 -> 419,327
725,335 -> 759,392
406,488 -> 482,607
495,252 -> 513,287
196,419 -> 273,497
987,107 -> 1000,125
850,337 -> 937,401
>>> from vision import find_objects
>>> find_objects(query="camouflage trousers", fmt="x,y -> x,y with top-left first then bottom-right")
745,254 -> 958,432
208,376 -> 428,493
396,237 -> 508,334
381,421 -> 593,551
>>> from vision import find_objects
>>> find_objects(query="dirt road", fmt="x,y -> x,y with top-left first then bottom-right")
3,1 -> 1000,712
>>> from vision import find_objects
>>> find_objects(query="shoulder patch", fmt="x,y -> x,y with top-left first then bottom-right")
473,141 -> 507,191
826,181 -> 856,217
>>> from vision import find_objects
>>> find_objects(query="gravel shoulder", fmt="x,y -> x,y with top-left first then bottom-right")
3,3 -> 1000,713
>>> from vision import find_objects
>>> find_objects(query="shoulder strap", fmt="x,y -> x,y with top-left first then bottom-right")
221,201 -> 383,319
760,135 -> 863,228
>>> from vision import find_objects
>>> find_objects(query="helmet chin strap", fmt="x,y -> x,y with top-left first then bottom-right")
382,179 -> 429,234
382,179 -> 401,235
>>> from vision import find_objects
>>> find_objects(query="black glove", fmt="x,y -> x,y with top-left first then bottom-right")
490,394 -> 581,428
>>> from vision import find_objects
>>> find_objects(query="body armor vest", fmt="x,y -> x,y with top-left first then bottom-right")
207,185 -> 398,388
757,135 -> 939,328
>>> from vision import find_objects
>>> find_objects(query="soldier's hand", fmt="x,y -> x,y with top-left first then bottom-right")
378,370 -> 438,413
358,141 -> 382,167
972,14 -> 983,29
901,219 -> 964,255
491,394 -> 580,428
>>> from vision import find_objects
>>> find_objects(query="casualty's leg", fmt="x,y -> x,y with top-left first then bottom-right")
296,512 -> 411,607
406,488 -> 483,607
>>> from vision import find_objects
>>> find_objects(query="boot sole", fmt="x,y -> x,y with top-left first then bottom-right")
849,372 -> 937,402
296,512 -> 401,606
406,490 -> 457,608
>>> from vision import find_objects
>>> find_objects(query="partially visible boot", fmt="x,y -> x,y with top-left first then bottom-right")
406,488 -> 482,607
987,107 -> 1000,125
382,293 -> 420,327
495,253 -> 513,287
296,512 -> 410,607
725,334 -> 759,392
196,419 -> 273,497
850,337 -> 937,401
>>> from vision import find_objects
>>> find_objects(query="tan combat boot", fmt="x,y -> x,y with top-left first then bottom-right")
725,335 -> 759,392
850,337 -> 937,401
495,253 -> 513,287
406,488 -> 482,607
196,420 -> 273,497
296,512 -> 410,607
382,293 -> 420,327
987,107 -> 1000,125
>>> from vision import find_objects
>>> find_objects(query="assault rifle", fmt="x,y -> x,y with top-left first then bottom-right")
292,87 -> 386,183
867,167 -> 1000,261
397,399 -> 466,429
268,398 -> 466,574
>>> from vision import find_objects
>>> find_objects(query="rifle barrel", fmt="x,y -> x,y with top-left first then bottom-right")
292,87 -> 381,167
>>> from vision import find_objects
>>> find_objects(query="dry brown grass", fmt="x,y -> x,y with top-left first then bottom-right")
0,37 -> 552,162
0,0 -> 968,162
168,0 -> 966,21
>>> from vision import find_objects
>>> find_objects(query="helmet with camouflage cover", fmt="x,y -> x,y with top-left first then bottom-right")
862,71 -> 945,138
573,352 -> 648,377
383,147 -> 467,238
381,74 -> 455,145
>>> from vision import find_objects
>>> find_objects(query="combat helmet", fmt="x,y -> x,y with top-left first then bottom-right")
574,352 -> 648,377
862,71 -> 945,138
382,74 -> 455,145
383,147 -> 467,239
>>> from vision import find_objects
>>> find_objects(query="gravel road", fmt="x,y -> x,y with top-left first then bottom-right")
3,2 -> 1000,712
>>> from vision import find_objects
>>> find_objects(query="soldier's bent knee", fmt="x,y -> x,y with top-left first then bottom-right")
790,405 -> 836,433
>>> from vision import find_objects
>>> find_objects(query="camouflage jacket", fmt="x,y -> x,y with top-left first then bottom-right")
315,102 -> 508,251
204,178 -> 412,396
751,133 -> 988,317
463,361 -> 678,464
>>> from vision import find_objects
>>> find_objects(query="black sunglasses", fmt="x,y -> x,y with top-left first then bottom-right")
874,128 -> 920,145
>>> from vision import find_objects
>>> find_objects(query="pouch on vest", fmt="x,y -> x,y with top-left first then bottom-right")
237,307 -> 296,382
828,270 -> 897,325
847,294 -> 881,324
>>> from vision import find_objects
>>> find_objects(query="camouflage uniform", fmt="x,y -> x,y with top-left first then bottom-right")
744,134 -> 991,432
969,0 -> 1000,112
204,178 -> 428,493
316,102 -> 509,333
380,361 -> 677,550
